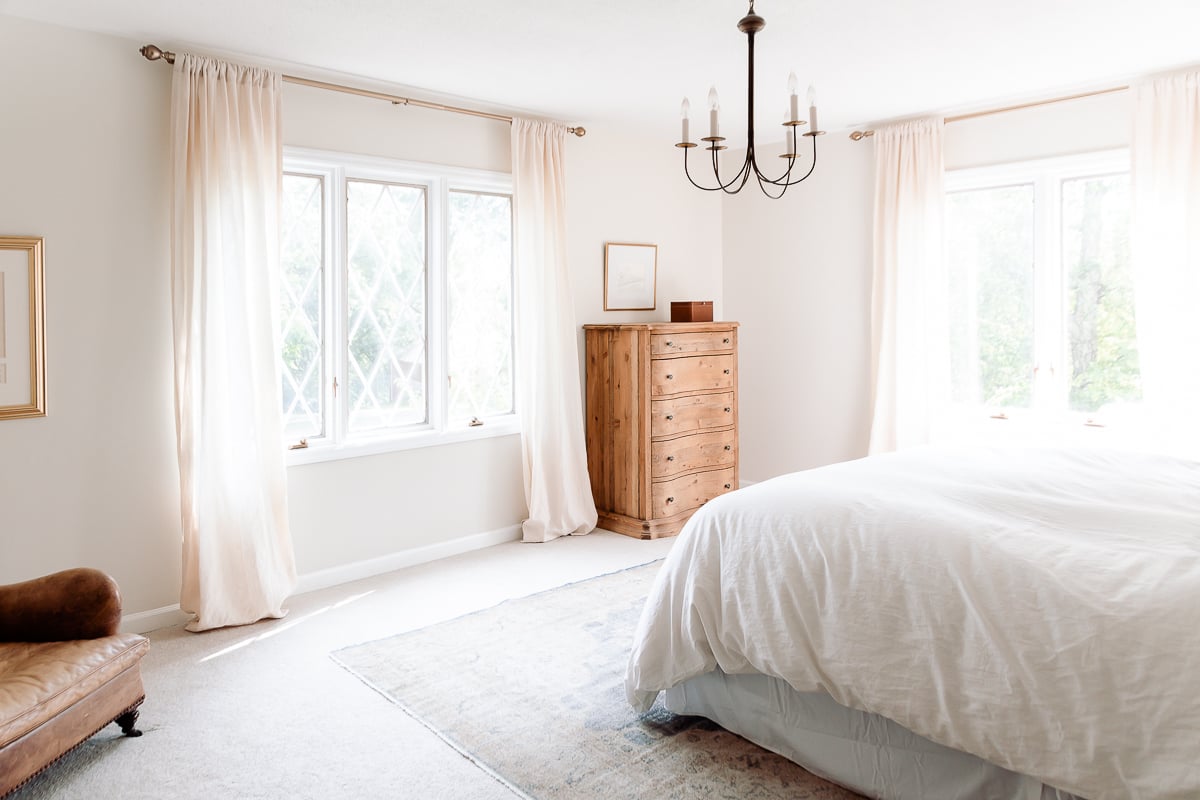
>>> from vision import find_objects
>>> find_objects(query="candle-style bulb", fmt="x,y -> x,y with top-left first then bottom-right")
706,87 -> 720,140
788,72 -> 800,122
681,97 -> 690,118
807,84 -> 817,106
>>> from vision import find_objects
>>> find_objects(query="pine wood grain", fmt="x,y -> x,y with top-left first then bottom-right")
583,322 -> 739,539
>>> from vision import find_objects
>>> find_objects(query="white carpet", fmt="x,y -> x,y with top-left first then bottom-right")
10,531 -> 674,800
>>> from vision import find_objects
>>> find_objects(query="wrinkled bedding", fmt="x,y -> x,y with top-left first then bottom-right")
625,445 -> 1200,800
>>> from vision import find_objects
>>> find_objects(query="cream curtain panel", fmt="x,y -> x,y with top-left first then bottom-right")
511,118 -> 598,543
1132,69 -> 1200,456
170,55 -> 297,631
867,117 -> 949,454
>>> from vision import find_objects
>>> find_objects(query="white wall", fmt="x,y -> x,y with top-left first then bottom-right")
0,16 -> 723,616
567,128 -> 724,328
566,125 -> 724,388
722,136 -> 875,482
0,18 -> 180,613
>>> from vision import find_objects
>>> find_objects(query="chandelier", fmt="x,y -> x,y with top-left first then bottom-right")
676,1 -> 823,198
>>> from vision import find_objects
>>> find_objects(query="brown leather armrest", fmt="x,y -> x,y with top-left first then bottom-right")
0,568 -> 123,642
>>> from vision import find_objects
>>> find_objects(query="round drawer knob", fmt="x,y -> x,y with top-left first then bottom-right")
665,414 -> 674,420
666,496 -> 675,504
723,369 -> 731,374
724,407 -> 731,412
666,455 -> 675,462
723,338 -> 730,344
724,483 -> 732,489
666,374 -> 674,380
724,445 -> 732,451
665,340 -> 673,346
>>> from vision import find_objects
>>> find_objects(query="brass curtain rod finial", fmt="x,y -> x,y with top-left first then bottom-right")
569,126 -> 587,137
849,130 -> 874,141
139,44 -> 175,64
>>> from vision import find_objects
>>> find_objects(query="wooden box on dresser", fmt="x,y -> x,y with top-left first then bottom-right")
583,322 -> 739,539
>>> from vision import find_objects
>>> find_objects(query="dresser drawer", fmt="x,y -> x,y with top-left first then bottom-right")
651,330 -> 735,356
651,392 -> 734,437
650,354 -> 735,396
651,429 -> 736,479
651,467 -> 736,517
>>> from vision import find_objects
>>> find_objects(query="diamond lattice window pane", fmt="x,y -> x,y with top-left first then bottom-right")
347,180 -> 427,433
280,173 -> 325,442
447,191 -> 514,422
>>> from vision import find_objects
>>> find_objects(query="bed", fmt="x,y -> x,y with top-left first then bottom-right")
624,444 -> 1200,800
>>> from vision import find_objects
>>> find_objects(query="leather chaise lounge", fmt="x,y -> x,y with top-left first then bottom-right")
0,569 -> 149,796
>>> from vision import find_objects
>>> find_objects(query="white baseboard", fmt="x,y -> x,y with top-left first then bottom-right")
293,523 -> 523,595
120,524 -> 524,634
120,604 -> 191,635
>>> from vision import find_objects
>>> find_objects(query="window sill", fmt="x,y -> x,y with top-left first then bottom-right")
929,405 -> 1195,455
285,417 -> 522,468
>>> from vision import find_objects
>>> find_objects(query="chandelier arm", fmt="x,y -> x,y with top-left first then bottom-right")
759,130 -> 818,186
683,145 -> 750,191
715,148 -> 756,194
789,132 -> 818,184
724,157 -> 755,194
755,171 -> 790,199
682,151 -> 723,191
749,136 -> 796,186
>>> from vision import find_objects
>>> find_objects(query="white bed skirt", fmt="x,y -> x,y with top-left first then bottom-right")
665,669 -> 1083,800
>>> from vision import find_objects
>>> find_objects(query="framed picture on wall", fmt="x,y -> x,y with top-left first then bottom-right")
0,236 -> 46,420
604,242 -> 657,311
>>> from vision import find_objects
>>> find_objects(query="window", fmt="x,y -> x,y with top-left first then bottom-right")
944,150 -> 1139,425
279,148 -> 516,463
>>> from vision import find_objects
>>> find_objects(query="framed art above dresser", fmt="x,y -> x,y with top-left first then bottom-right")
583,322 -> 739,538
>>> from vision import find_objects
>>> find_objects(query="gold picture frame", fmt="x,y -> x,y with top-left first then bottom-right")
0,236 -> 46,419
603,242 -> 658,311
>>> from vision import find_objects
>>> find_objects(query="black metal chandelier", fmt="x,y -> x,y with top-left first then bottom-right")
676,1 -> 823,198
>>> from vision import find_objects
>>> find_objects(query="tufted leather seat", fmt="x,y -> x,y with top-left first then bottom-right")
0,569 -> 149,797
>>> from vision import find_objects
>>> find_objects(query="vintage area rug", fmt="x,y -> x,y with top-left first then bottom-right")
331,563 -> 863,799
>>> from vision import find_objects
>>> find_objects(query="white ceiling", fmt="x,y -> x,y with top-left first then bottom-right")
2,0 -> 1199,136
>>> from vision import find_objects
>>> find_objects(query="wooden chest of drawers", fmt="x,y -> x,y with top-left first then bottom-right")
583,322 -> 739,539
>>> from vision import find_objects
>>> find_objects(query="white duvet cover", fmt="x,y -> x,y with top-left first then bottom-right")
625,445 -> 1200,800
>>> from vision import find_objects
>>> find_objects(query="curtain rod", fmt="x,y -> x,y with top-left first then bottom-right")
847,85 -> 1128,141
139,44 -> 587,138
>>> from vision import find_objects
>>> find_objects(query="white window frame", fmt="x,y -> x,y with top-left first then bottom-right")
943,148 -> 1131,422
283,146 -> 518,466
